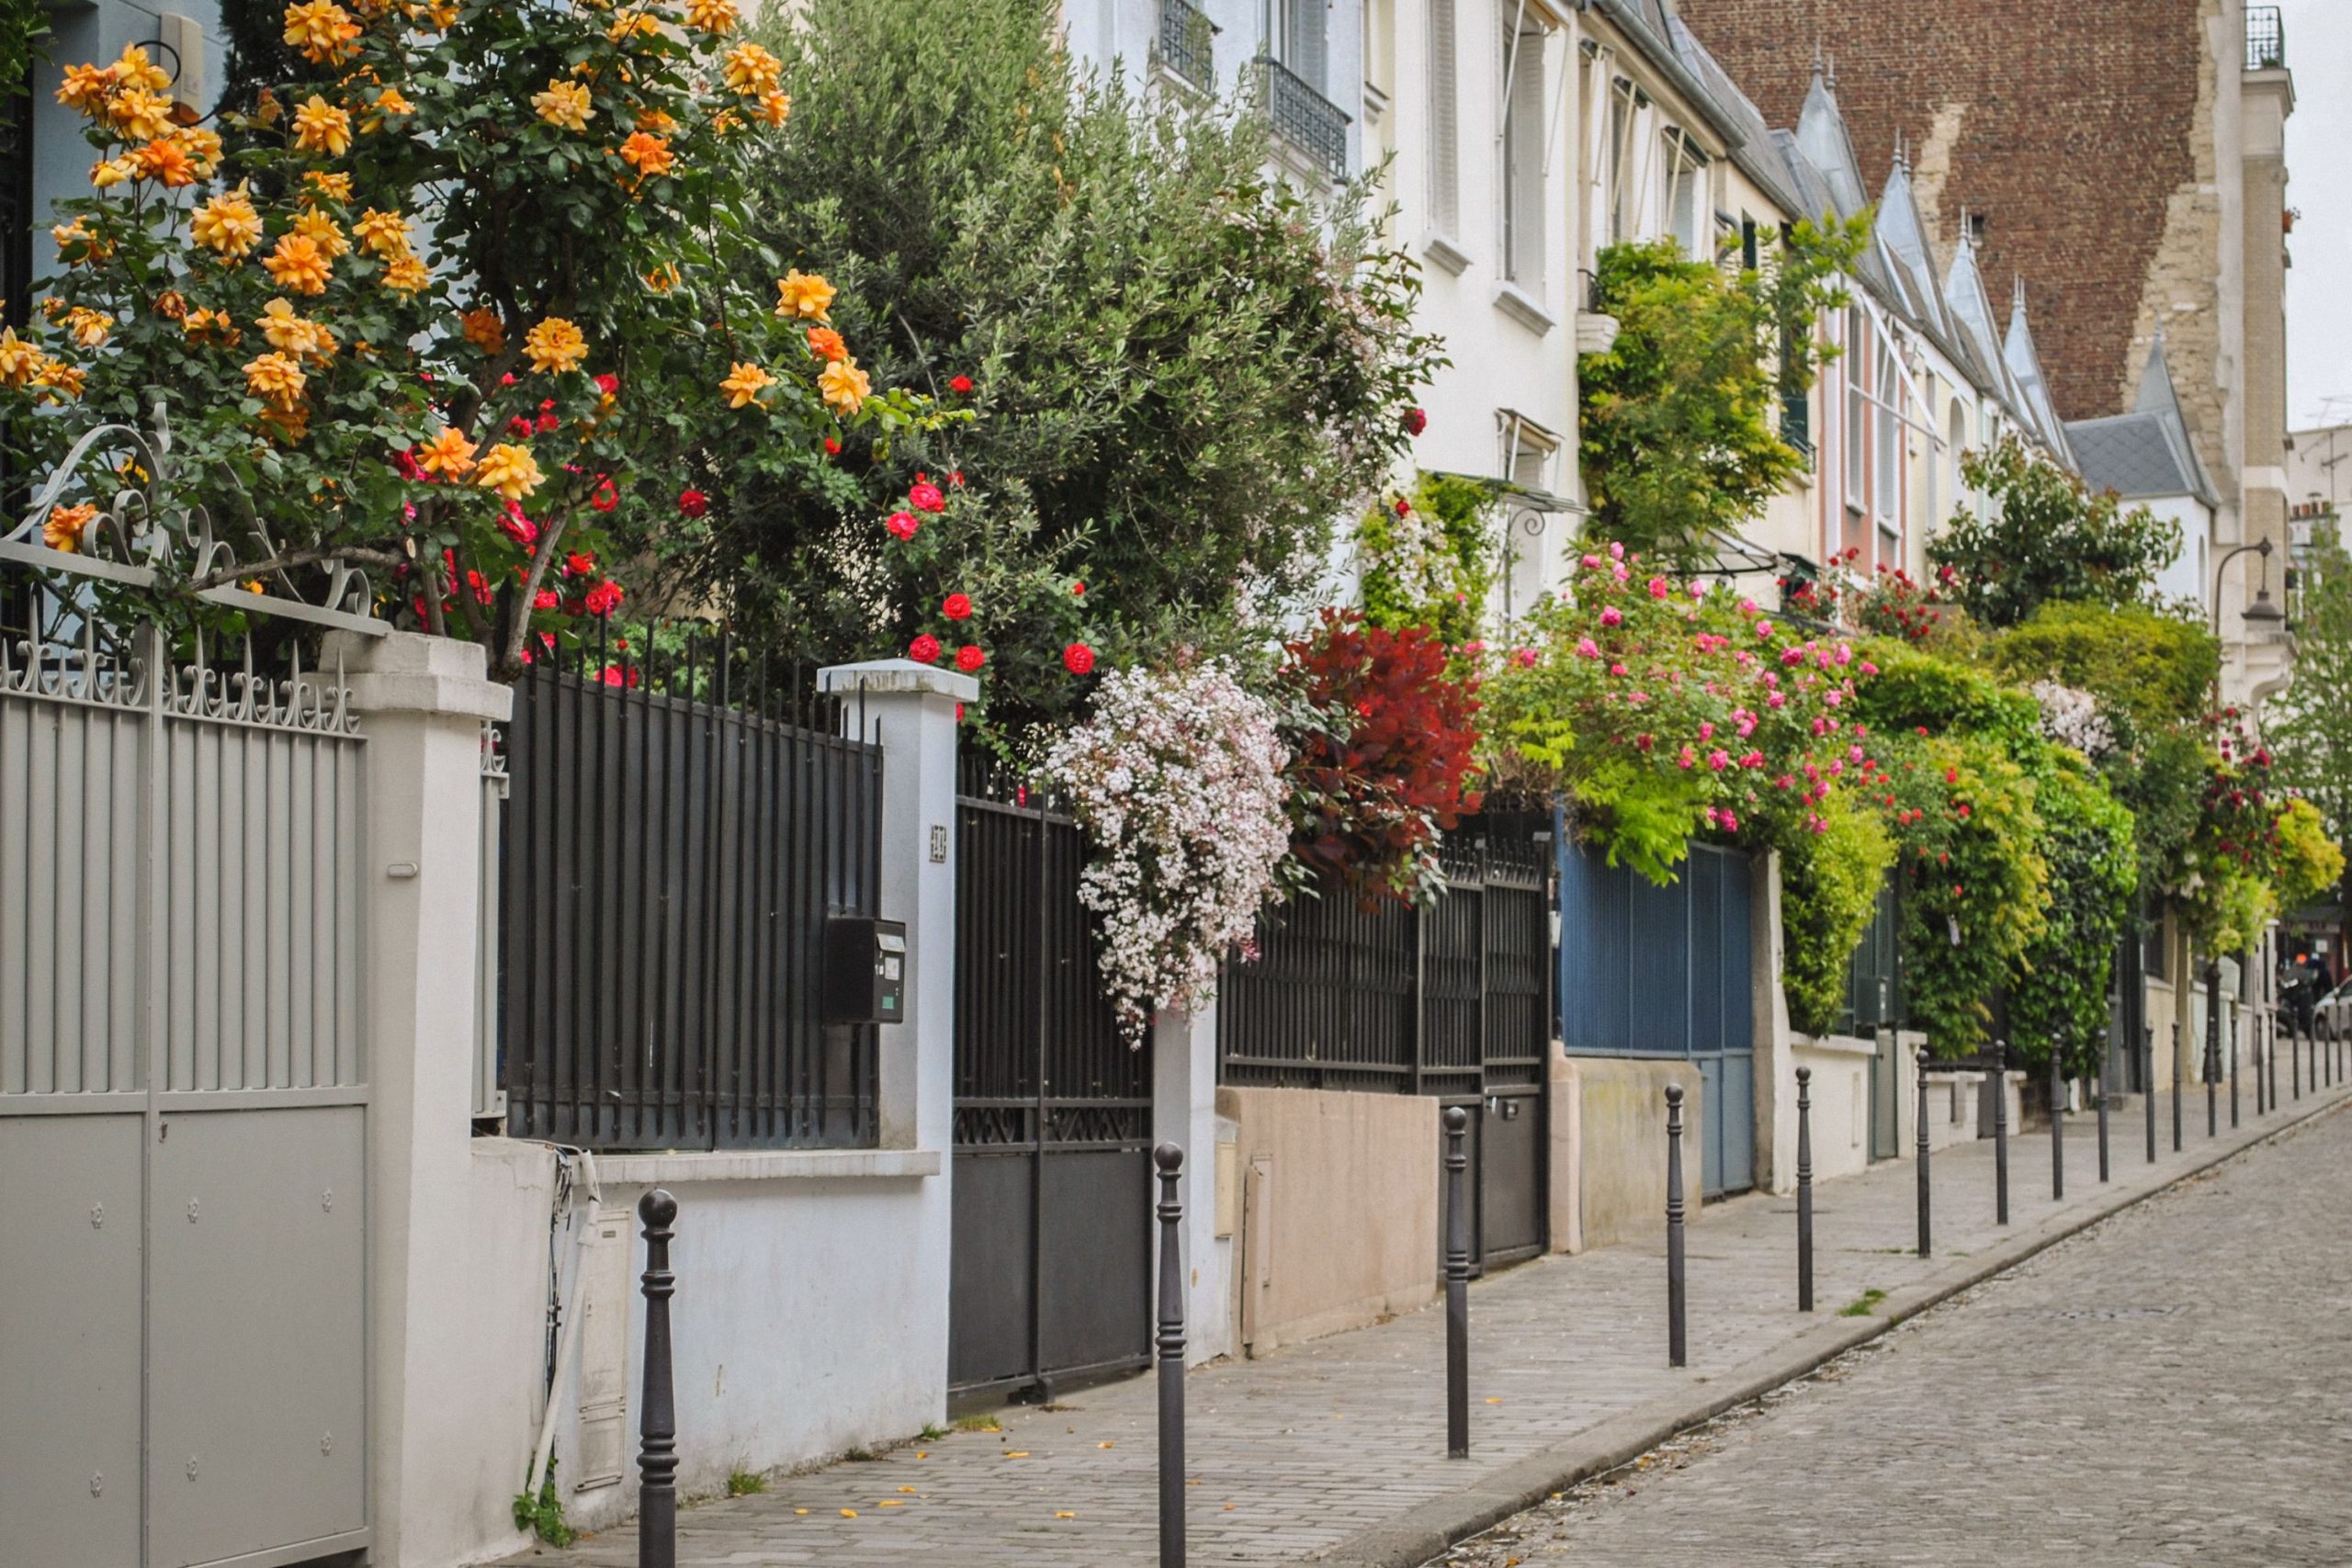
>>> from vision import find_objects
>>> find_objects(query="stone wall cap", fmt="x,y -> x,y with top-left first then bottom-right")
324,628 -> 513,720
819,658 -> 980,702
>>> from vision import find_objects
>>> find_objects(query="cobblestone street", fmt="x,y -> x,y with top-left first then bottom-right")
503,1084 -> 2351,1568
1442,1095 -> 2352,1568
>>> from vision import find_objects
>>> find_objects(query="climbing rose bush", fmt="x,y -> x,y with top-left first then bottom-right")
9,5 -> 932,672
1481,544 -> 1885,881
1043,658 -> 1292,1044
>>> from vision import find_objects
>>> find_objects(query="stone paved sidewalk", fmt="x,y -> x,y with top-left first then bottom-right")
504,1077 -> 2351,1568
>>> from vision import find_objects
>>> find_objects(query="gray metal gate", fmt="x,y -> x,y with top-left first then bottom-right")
3,448 -> 379,1568
949,763 -> 1152,1401
1558,839 -> 1756,1197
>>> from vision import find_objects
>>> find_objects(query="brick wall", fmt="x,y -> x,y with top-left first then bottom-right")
1680,0 -> 2213,431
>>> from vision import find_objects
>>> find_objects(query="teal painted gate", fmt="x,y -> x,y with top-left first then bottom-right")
1558,839 -> 1756,1198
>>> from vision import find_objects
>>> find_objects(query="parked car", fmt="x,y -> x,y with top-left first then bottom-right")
2307,977 -> 2352,1041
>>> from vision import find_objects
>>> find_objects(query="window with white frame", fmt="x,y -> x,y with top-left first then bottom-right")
1946,402 -> 1968,526
1664,129 -> 1707,259
1498,412 -> 1560,621
1843,308 -> 1867,533
1427,0 -> 1460,236
1873,339 -> 1900,558
1499,2 -> 1546,286
1608,80 -> 1636,244
1273,0 -> 1329,91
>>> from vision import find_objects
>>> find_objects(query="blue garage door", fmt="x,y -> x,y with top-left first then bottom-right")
1559,839 -> 1755,1197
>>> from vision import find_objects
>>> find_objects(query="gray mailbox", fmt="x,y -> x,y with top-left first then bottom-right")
825,915 -> 908,1024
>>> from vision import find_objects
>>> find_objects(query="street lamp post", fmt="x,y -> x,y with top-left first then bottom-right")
2190,539 -> 2287,1113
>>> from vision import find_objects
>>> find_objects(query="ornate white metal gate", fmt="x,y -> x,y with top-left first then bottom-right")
1,425 -> 379,1566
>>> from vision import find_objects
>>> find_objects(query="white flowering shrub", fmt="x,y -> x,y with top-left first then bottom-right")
1043,659 -> 1293,1043
2030,680 -> 2115,758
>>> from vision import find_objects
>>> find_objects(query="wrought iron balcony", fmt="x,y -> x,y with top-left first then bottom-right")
2246,5 -> 2284,71
1157,0 -> 1217,92
1254,55 -> 1351,178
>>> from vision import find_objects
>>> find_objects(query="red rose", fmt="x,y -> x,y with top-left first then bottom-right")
678,489 -> 709,518
537,412 -> 560,434
943,592 -> 972,621
1394,498 -> 1410,516
532,589 -> 560,611
955,644 -> 985,672
948,374 -> 974,394
1071,581 -> 1086,595
506,415 -> 535,438
908,634 -> 942,664
949,469 -> 965,487
886,510 -> 919,541
564,550 -> 596,576
910,479 -> 947,513
583,580 -> 624,616
1063,642 -> 1095,675
591,479 -> 619,513
594,373 -> 620,398
823,436 -> 842,455
498,503 -> 538,548
1403,407 -> 1428,435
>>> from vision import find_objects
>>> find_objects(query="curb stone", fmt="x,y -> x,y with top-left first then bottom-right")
1304,1090 -> 2352,1568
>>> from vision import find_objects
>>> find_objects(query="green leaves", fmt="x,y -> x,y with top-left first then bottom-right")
1578,220 -> 1863,568
1928,437 -> 2182,629
673,0 -> 1442,747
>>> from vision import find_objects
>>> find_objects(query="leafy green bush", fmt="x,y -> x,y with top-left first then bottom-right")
686,0 -> 1442,741
1928,438 -> 2181,629
1578,221 -> 1862,567
1992,603 -> 2217,739
1879,733 -> 2050,1057
1356,473 -> 1498,649
1781,794 -> 1896,1037
2005,753 -> 2136,1075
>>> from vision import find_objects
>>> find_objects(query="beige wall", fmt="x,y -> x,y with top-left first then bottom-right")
1790,1037 -> 1879,1185
1218,1088 -> 1438,1359
1559,1057 -> 1703,1251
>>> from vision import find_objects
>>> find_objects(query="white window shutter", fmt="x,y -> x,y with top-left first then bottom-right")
1509,22 -> 1544,284
1430,0 -> 1460,234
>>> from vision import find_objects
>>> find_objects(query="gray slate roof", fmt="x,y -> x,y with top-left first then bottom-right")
2063,335 -> 2218,505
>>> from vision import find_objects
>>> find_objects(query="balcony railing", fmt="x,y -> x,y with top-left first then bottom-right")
2246,5 -> 2284,70
1157,0 -> 1217,92
1255,55 -> 1350,178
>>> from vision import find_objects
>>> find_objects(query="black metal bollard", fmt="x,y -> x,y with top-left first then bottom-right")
2231,1010 -> 2241,1129
1154,1144 -> 1186,1568
2143,1026 -> 2156,1166
636,1189 -> 679,1568
2205,964 -> 2222,1140
1442,1107 -> 1470,1458
2292,1014 -> 2302,1102
2172,1022 -> 2183,1153
1916,1047 -> 1932,1258
1665,1085 -> 1688,1368
2267,1010 -> 2278,1111
2049,1050 -> 2064,1202
1796,1066 -> 1815,1313
1992,1042 -> 2009,1226
2097,1059 -> 2110,1183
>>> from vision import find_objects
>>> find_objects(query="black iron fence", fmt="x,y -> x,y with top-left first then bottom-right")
1157,0 -> 1217,90
1255,55 -> 1350,177
1218,818 -> 1553,1095
497,626 -> 884,1151
2246,5 -> 2284,70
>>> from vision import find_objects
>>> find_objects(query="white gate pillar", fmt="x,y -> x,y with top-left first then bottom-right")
326,630 -> 512,1568
818,659 -> 973,1407
1153,1005 -> 1232,1364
